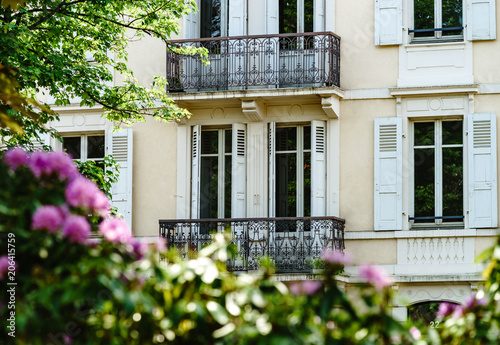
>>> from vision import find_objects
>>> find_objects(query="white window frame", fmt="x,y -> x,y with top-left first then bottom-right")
410,118 -> 465,228
409,0 -> 464,42
61,133 -> 106,164
199,128 -> 232,218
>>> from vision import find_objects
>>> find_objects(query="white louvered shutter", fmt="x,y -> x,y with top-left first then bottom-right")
467,0 -> 496,41
191,125 -> 202,219
33,132 -> 51,150
311,120 -> 326,216
374,117 -> 402,230
268,122 -> 276,217
232,123 -> 247,218
229,0 -> 246,36
266,0 -> 279,34
108,128 -> 133,230
185,0 -> 200,38
468,113 -> 497,228
374,0 -> 403,45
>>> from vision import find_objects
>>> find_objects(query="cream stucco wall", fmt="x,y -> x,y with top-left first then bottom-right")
339,99 -> 396,231
345,239 -> 397,265
336,0 -> 399,89
132,119 -> 178,237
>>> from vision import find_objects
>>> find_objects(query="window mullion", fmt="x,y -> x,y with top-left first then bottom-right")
435,0 -> 442,39
435,122 -> 443,224
81,135 -> 88,161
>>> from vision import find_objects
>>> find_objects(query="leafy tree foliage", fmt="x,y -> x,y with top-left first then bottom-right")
0,0 -> 206,148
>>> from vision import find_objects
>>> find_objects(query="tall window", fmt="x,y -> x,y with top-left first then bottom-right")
279,0 -> 314,34
275,125 -> 311,217
413,0 -> 463,40
412,120 -> 463,224
201,0 -> 228,38
63,134 -> 105,168
200,129 -> 232,219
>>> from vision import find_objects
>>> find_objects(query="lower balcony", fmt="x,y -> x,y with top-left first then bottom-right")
159,216 -> 345,273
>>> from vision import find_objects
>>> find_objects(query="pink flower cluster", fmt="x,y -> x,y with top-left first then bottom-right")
65,177 -> 110,217
0,256 -> 11,280
436,293 -> 488,319
322,249 -> 352,266
32,205 -> 90,244
289,280 -> 323,295
358,265 -> 394,290
4,147 -> 78,180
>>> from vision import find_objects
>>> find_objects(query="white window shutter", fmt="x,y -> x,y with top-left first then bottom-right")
468,113 -> 497,228
311,120 -> 326,216
191,125 -> 201,219
229,0 -> 246,36
467,0 -> 496,41
374,117 -> 403,230
33,132 -> 51,150
185,0 -> 200,39
313,0 -> 325,32
374,0 -> 403,45
232,123 -> 247,217
266,0 -> 279,34
108,128 -> 133,230
268,122 -> 276,217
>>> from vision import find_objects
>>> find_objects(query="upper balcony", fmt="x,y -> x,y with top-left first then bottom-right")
166,32 -> 340,93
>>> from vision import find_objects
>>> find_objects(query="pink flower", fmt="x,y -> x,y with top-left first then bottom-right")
47,151 -> 79,180
131,241 -> 149,260
409,326 -> 421,340
65,177 -> 100,209
464,293 -> 487,309
4,147 -> 28,171
32,205 -> 65,233
156,238 -> 167,252
290,280 -> 322,295
29,150 -> 51,177
452,305 -> 464,318
322,249 -> 352,266
358,265 -> 393,290
0,256 -> 10,280
99,218 -> 131,243
90,190 -> 111,217
436,302 -> 456,318
62,215 -> 91,244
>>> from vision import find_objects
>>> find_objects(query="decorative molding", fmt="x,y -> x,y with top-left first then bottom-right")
389,84 -> 479,97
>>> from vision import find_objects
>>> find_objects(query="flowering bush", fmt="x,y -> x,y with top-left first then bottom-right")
1,147 -> 500,344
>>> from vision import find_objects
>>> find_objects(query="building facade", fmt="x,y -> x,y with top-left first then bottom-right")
46,0 -> 500,321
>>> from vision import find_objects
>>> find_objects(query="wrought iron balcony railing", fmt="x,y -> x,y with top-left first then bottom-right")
166,32 -> 340,92
159,216 -> 345,273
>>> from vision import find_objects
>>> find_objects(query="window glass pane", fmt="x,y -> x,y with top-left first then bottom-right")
414,148 -> 435,221
201,0 -> 221,38
304,0 -> 314,33
442,121 -> 462,145
279,0 -> 297,34
276,127 -> 297,151
442,0 -> 463,36
200,156 -> 219,219
414,0 -> 435,38
442,147 -> 463,221
63,137 -> 81,159
87,135 -> 105,159
201,131 -> 218,154
225,155 -> 231,218
225,129 -> 232,154
303,152 -> 311,217
276,153 -> 297,217
408,302 -> 449,326
414,122 -> 435,146
303,125 -> 311,150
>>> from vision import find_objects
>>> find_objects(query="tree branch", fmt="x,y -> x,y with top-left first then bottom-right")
27,0 -> 89,30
